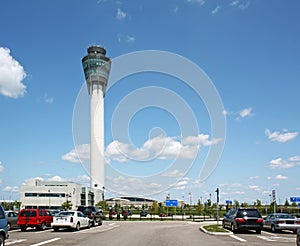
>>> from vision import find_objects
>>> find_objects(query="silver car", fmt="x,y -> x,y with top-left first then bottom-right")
263,213 -> 300,233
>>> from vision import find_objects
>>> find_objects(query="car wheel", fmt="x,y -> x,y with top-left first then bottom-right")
231,223 -> 236,233
39,222 -> 46,231
76,222 -> 80,231
7,222 -> 11,231
92,219 -> 96,227
256,229 -> 261,234
20,226 -> 26,232
0,234 -> 5,246
53,227 -> 59,232
271,224 -> 276,233
222,221 -> 226,229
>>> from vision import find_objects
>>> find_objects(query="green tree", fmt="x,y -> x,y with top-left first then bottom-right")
234,200 -> 240,207
284,199 -> 289,206
95,200 -> 108,210
61,200 -> 72,210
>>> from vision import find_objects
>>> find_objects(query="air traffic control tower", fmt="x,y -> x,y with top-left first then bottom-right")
82,46 -> 111,193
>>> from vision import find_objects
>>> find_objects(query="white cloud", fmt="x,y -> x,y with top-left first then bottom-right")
248,185 -> 261,191
249,176 -> 260,180
161,169 -> 183,178
239,107 -> 253,118
47,175 -> 65,182
173,6 -> 179,14
3,186 -> 19,192
0,163 -> 4,173
0,47 -> 27,98
43,93 -> 54,104
106,175 -> 162,196
126,35 -> 136,43
106,134 -> 221,163
268,157 -> 296,169
61,144 -> 90,163
187,0 -> 205,6
116,8 -> 126,20
265,128 -> 298,143
238,1 -> 250,10
274,174 -> 288,180
229,0 -> 239,6
212,6 -> 221,15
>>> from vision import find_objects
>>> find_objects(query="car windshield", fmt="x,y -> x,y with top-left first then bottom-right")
57,211 -> 74,216
20,210 -> 36,217
276,214 -> 295,219
237,210 -> 260,217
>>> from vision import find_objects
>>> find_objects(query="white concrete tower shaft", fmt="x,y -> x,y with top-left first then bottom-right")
82,46 -> 111,192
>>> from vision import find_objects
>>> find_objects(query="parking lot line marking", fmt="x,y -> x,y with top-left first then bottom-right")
6,239 -> 27,245
261,230 -> 275,236
29,237 -> 60,246
230,235 -> 247,242
257,236 -> 276,242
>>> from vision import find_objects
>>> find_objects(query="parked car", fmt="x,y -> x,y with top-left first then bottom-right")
77,206 -> 102,226
263,213 -> 300,233
109,209 -> 116,215
51,211 -> 90,231
297,228 -> 300,246
17,209 -> 53,231
5,211 -> 19,230
222,208 -> 263,234
0,205 -> 9,246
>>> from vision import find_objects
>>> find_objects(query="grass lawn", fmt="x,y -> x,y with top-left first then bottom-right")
203,224 -> 229,233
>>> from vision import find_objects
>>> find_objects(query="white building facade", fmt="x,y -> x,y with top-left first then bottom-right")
20,179 -> 102,210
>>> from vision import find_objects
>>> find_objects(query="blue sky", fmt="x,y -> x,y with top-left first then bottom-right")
0,0 -> 300,205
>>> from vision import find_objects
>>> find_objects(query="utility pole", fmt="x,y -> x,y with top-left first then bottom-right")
215,188 -> 219,226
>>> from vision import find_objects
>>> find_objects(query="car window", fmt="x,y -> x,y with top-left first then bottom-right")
0,208 -> 4,219
237,209 -> 260,217
58,211 -> 74,216
20,210 -> 37,217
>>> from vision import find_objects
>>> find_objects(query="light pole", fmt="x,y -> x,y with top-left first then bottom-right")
48,189 -> 51,209
215,188 -> 220,226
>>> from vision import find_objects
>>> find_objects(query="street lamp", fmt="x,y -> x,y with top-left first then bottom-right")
48,189 -> 51,209
102,186 -> 105,201
215,188 -> 220,226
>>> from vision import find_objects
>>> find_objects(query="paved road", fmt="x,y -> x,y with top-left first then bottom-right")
6,221 -> 297,246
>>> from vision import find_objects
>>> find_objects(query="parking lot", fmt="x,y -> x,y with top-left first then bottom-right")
4,221 -> 297,246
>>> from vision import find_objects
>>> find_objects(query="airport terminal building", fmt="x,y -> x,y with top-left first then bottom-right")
19,179 -> 102,210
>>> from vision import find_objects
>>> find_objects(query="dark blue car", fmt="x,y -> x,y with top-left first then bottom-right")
0,205 -> 8,246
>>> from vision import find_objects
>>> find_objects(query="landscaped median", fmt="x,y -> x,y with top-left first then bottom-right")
200,222 -> 233,235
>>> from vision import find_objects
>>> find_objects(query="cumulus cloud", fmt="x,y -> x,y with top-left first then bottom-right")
61,144 -> 90,163
106,175 -> 162,196
0,162 -> 4,173
268,156 -> 300,169
161,169 -> 184,178
274,174 -> 288,180
238,107 -> 253,118
265,128 -> 298,143
0,47 -> 27,98
212,6 -> 221,14
3,186 -> 19,192
106,134 -> 221,163
116,8 -> 126,20
47,175 -> 65,182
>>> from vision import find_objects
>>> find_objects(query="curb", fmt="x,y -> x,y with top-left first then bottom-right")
200,225 -> 233,236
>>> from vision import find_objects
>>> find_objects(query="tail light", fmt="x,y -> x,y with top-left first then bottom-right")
296,221 -> 300,224
90,212 -> 93,217
235,218 -> 245,223
70,217 -> 73,223
257,218 -> 263,223
278,220 -> 284,224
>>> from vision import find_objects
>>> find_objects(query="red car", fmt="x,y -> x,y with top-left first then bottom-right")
17,209 -> 53,231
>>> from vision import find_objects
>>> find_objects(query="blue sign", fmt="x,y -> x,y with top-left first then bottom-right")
166,200 -> 178,207
226,200 -> 232,205
290,197 -> 300,203
298,203 -> 300,208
